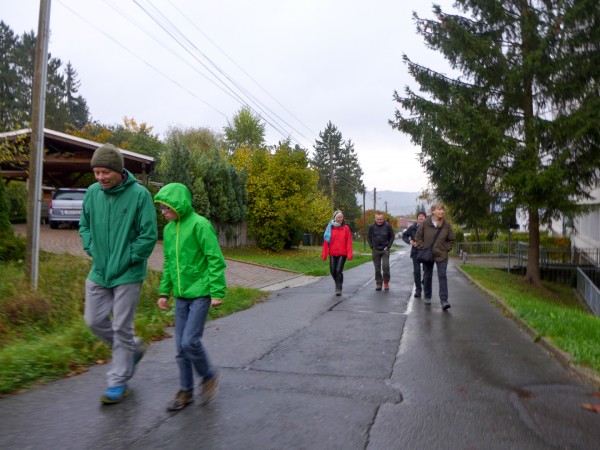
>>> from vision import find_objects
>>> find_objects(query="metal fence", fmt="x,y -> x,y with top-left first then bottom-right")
455,241 -> 518,257
577,268 -> 600,316
514,244 -> 600,268
456,242 -> 600,269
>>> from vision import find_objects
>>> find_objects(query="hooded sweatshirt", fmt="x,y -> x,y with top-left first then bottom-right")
79,170 -> 158,288
154,183 -> 226,300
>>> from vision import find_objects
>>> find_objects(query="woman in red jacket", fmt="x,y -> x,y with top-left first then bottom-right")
322,210 -> 353,296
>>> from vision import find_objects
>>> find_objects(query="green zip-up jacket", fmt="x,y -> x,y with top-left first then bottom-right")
79,170 -> 158,288
154,183 -> 227,300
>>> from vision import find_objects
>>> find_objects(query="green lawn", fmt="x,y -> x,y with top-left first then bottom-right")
222,241 -> 373,276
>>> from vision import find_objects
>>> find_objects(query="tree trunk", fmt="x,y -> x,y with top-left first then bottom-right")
525,207 -> 542,286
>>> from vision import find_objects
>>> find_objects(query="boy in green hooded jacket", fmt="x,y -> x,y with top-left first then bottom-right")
154,183 -> 226,411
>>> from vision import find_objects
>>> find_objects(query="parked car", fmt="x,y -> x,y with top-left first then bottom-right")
48,188 -> 87,229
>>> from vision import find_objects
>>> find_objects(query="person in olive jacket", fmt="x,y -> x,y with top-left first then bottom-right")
154,183 -> 226,411
79,143 -> 158,404
415,203 -> 455,310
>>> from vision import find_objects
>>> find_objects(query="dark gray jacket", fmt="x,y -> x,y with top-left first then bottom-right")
402,222 -> 419,258
368,221 -> 395,250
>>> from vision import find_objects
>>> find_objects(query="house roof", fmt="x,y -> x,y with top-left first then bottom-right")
0,128 -> 155,187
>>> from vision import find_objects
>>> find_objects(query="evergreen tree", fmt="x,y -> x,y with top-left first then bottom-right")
390,0 -> 600,286
160,126 -> 246,225
312,121 -> 363,229
162,136 -> 194,194
44,56 -> 69,131
0,23 -> 90,132
64,62 -> 89,129
0,22 -> 24,131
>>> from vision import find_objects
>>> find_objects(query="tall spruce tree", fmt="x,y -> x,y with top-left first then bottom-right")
0,23 -> 90,132
390,0 -> 600,286
64,62 -> 89,129
312,121 -> 364,229
0,22 -> 24,131
162,136 -> 195,194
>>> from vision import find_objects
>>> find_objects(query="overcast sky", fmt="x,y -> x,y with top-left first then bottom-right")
2,0 -> 456,192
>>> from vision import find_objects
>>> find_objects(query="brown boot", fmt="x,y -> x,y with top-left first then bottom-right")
166,390 -> 194,411
201,372 -> 220,405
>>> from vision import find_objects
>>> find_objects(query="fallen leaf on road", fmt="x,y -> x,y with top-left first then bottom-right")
581,403 -> 600,413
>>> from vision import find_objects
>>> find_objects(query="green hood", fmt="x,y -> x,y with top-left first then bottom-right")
153,182 -> 192,220
153,182 -> 227,300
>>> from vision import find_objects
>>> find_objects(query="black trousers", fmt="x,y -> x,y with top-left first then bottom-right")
329,255 -> 347,288
411,256 -> 422,294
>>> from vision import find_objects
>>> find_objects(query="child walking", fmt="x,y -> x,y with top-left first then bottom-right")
154,183 -> 227,411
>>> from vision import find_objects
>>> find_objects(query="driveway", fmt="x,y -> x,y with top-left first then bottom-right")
12,223 -> 318,291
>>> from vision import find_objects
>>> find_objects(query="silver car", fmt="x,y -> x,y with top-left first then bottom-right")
48,188 -> 87,229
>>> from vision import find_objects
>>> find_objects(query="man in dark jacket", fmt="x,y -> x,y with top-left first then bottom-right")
367,212 -> 395,290
402,211 -> 426,297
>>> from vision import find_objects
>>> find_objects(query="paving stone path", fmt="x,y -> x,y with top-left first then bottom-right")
13,224 -> 318,291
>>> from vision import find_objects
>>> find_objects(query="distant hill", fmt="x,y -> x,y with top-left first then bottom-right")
357,191 -> 429,216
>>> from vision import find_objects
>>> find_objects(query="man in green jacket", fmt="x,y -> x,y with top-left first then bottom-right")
79,143 -> 158,404
154,183 -> 226,412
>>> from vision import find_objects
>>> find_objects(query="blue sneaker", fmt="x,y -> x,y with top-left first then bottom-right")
101,385 -> 129,404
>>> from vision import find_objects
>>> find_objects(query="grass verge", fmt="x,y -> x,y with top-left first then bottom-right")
0,252 -> 266,395
460,264 -> 600,376
221,241 -> 373,276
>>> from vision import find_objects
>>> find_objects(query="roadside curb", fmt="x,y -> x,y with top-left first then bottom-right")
223,257 -> 303,274
455,265 -> 600,390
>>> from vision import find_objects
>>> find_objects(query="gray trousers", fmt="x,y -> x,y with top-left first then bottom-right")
371,248 -> 391,284
84,279 -> 143,387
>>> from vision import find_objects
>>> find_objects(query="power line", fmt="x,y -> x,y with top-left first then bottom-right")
57,0 -> 228,119
165,0 -> 318,140
134,0 -> 311,148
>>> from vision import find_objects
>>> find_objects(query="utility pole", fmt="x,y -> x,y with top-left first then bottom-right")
373,187 -> 377,212
26,0 -> 52,289
362,187 -> 367,251
328,146 -> 334,203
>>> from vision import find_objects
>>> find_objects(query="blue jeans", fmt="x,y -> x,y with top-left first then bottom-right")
422,260 -> 448,302
175,297 -> 214,391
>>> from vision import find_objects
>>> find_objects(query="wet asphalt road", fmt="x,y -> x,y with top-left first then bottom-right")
0,244 -> 599,449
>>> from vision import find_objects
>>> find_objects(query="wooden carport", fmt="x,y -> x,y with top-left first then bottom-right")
0,128 -> 155,187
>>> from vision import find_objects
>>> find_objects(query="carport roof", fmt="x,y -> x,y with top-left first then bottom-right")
0,128 -> 155,187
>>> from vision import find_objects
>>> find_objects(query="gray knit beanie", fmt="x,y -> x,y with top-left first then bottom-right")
91,143 -> 124,173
